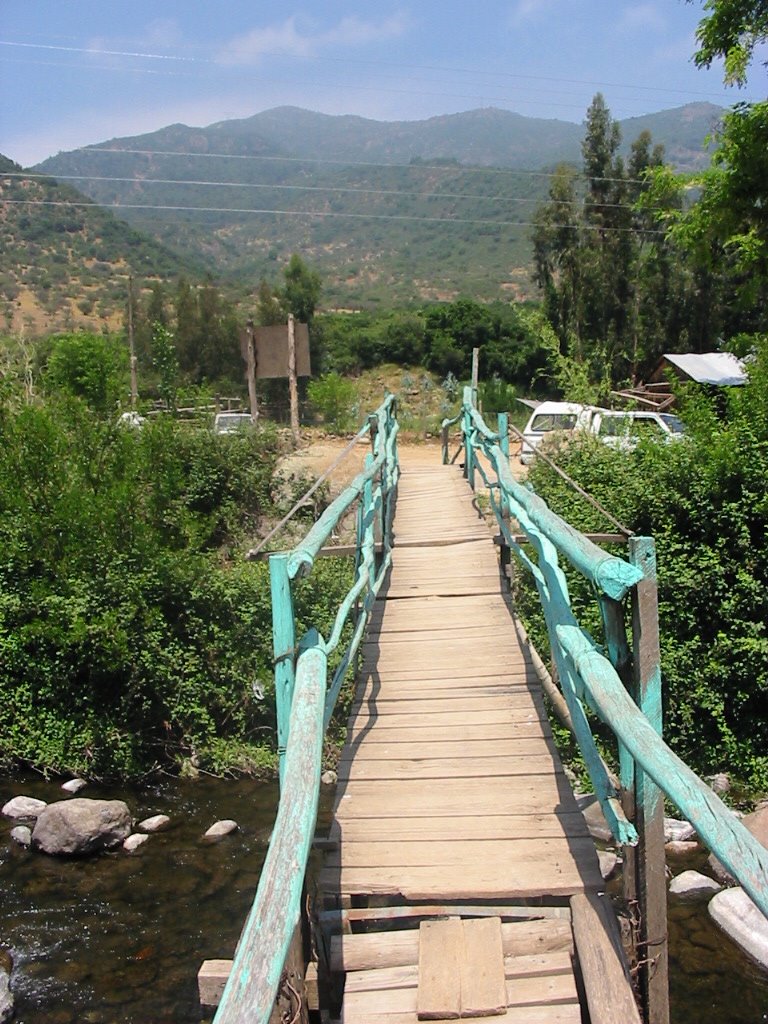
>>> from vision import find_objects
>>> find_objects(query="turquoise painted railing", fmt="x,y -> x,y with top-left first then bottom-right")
213,394 -> 399,1024
444,386 -> 768,918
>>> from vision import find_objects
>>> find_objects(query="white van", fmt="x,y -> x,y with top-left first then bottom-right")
520,402 -> 585,464
589,409 -> 685,450
214,412 -> 253,435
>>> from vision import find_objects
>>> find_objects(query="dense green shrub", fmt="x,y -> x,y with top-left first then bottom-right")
307,373 -> 359,432
524,343 -> 768,792
0,393 -> 355,778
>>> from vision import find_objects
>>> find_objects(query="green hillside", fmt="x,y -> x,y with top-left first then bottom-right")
14,102 -> 724,316
0,154 -> 201,335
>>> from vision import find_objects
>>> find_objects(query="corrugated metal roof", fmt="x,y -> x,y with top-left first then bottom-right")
663,352 -> 748,386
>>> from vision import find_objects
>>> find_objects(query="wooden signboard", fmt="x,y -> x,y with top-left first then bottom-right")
249,323 -> 311,379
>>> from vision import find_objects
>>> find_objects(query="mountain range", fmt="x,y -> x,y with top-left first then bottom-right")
2,102 -> 724,332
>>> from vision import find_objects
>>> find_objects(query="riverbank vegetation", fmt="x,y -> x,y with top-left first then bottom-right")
522,335 -> 768,794
0,331 -> 356,779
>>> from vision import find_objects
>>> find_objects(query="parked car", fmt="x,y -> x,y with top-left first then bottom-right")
117,411 -> 146,430
519,402 -> 586,464
588,409 -> 685,450
213,412 -> 253,435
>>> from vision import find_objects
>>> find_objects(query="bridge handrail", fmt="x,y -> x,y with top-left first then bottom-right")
214,394 -> 399,1024
451,388 -> 768,921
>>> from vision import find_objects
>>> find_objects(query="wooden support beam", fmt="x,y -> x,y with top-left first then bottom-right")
198,959 -> 319,1012
571,893 -> 641,1024
628,537 -> 670,1024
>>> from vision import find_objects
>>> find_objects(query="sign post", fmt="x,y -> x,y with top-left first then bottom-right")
287,315 -> 300,445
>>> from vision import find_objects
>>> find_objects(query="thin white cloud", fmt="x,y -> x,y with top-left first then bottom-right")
617,4 -> 666,34
508,0 -> 554,27
217,12 -> 411,67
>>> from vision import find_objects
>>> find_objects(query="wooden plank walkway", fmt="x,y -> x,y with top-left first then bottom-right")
321,450 -> 626,1023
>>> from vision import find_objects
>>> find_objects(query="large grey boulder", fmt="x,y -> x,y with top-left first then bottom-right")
709,888 -> 768,969
2,796 -> 47,820
664,817 -> 696,843
31,798 -> 132,856
708,806 -> 768,884
669,870 -> 722,900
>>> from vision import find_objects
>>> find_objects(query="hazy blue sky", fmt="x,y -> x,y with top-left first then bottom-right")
1,1 -> 763,166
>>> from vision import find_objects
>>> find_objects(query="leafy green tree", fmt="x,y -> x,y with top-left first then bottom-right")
152,324 -> 179,412
639,5 -> 768,319
174,278 -> 198,374
282,254 -> 321,323
44,332 -> 128,414
692,0 -> 768,84
255,279 -> 285,326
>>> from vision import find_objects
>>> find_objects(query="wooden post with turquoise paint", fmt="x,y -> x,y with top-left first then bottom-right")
497,411 -> 511,581
629,536 -> 669,1024
463,386 -> 475,489
269,552 -> 296,787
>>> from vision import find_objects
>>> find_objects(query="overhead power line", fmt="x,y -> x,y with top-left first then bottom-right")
70,147 -> 672,188
1,197 -> 668,235
3,171 -> 670,214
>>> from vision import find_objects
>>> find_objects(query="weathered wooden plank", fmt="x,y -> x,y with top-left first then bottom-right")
348,696 -> 541,717
356,666 -> 539,683
571,893 -> 642,1024
340,1005 -> 582,1024
345,974 -> 579,1018
461,918 -> 507,1017
335,755 -> 562,781
327,837 -> 597,870
363,628 -> 523,646
347,707 -> 550,730
322,868 -> 597,902
354,681 -> 537,701
343,952 -> 574,994
338,738 -> 557,761
361,643 -> 533,662
329,812 -> 590,842
331,920 -> 575,972
322,841 -> 600,899
343,720 -> 553,743
417,919 -> 462,1020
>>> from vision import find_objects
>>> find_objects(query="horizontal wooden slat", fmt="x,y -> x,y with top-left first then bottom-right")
336,755 -> 562,781
338,738 -> 557,761
345,952 -> 575,994
329,812 -> 590,842
344,975 -> 578,1016
331,919 -> 575,972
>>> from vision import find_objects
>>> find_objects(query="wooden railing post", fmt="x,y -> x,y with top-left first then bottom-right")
463,387 -> 475,489
498,412 -> 509,519
628,537 -> 669,1024
269,552 -> 296,787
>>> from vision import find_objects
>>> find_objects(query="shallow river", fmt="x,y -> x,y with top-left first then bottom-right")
1,774 -> 767,1023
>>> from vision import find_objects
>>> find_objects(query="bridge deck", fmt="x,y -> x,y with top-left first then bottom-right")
321,452 -> 615,1022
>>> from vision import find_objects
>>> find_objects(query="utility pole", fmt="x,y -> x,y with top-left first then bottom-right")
245,318 -> 259,424
287,314 -> 300,445
127,275 -> 138,409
